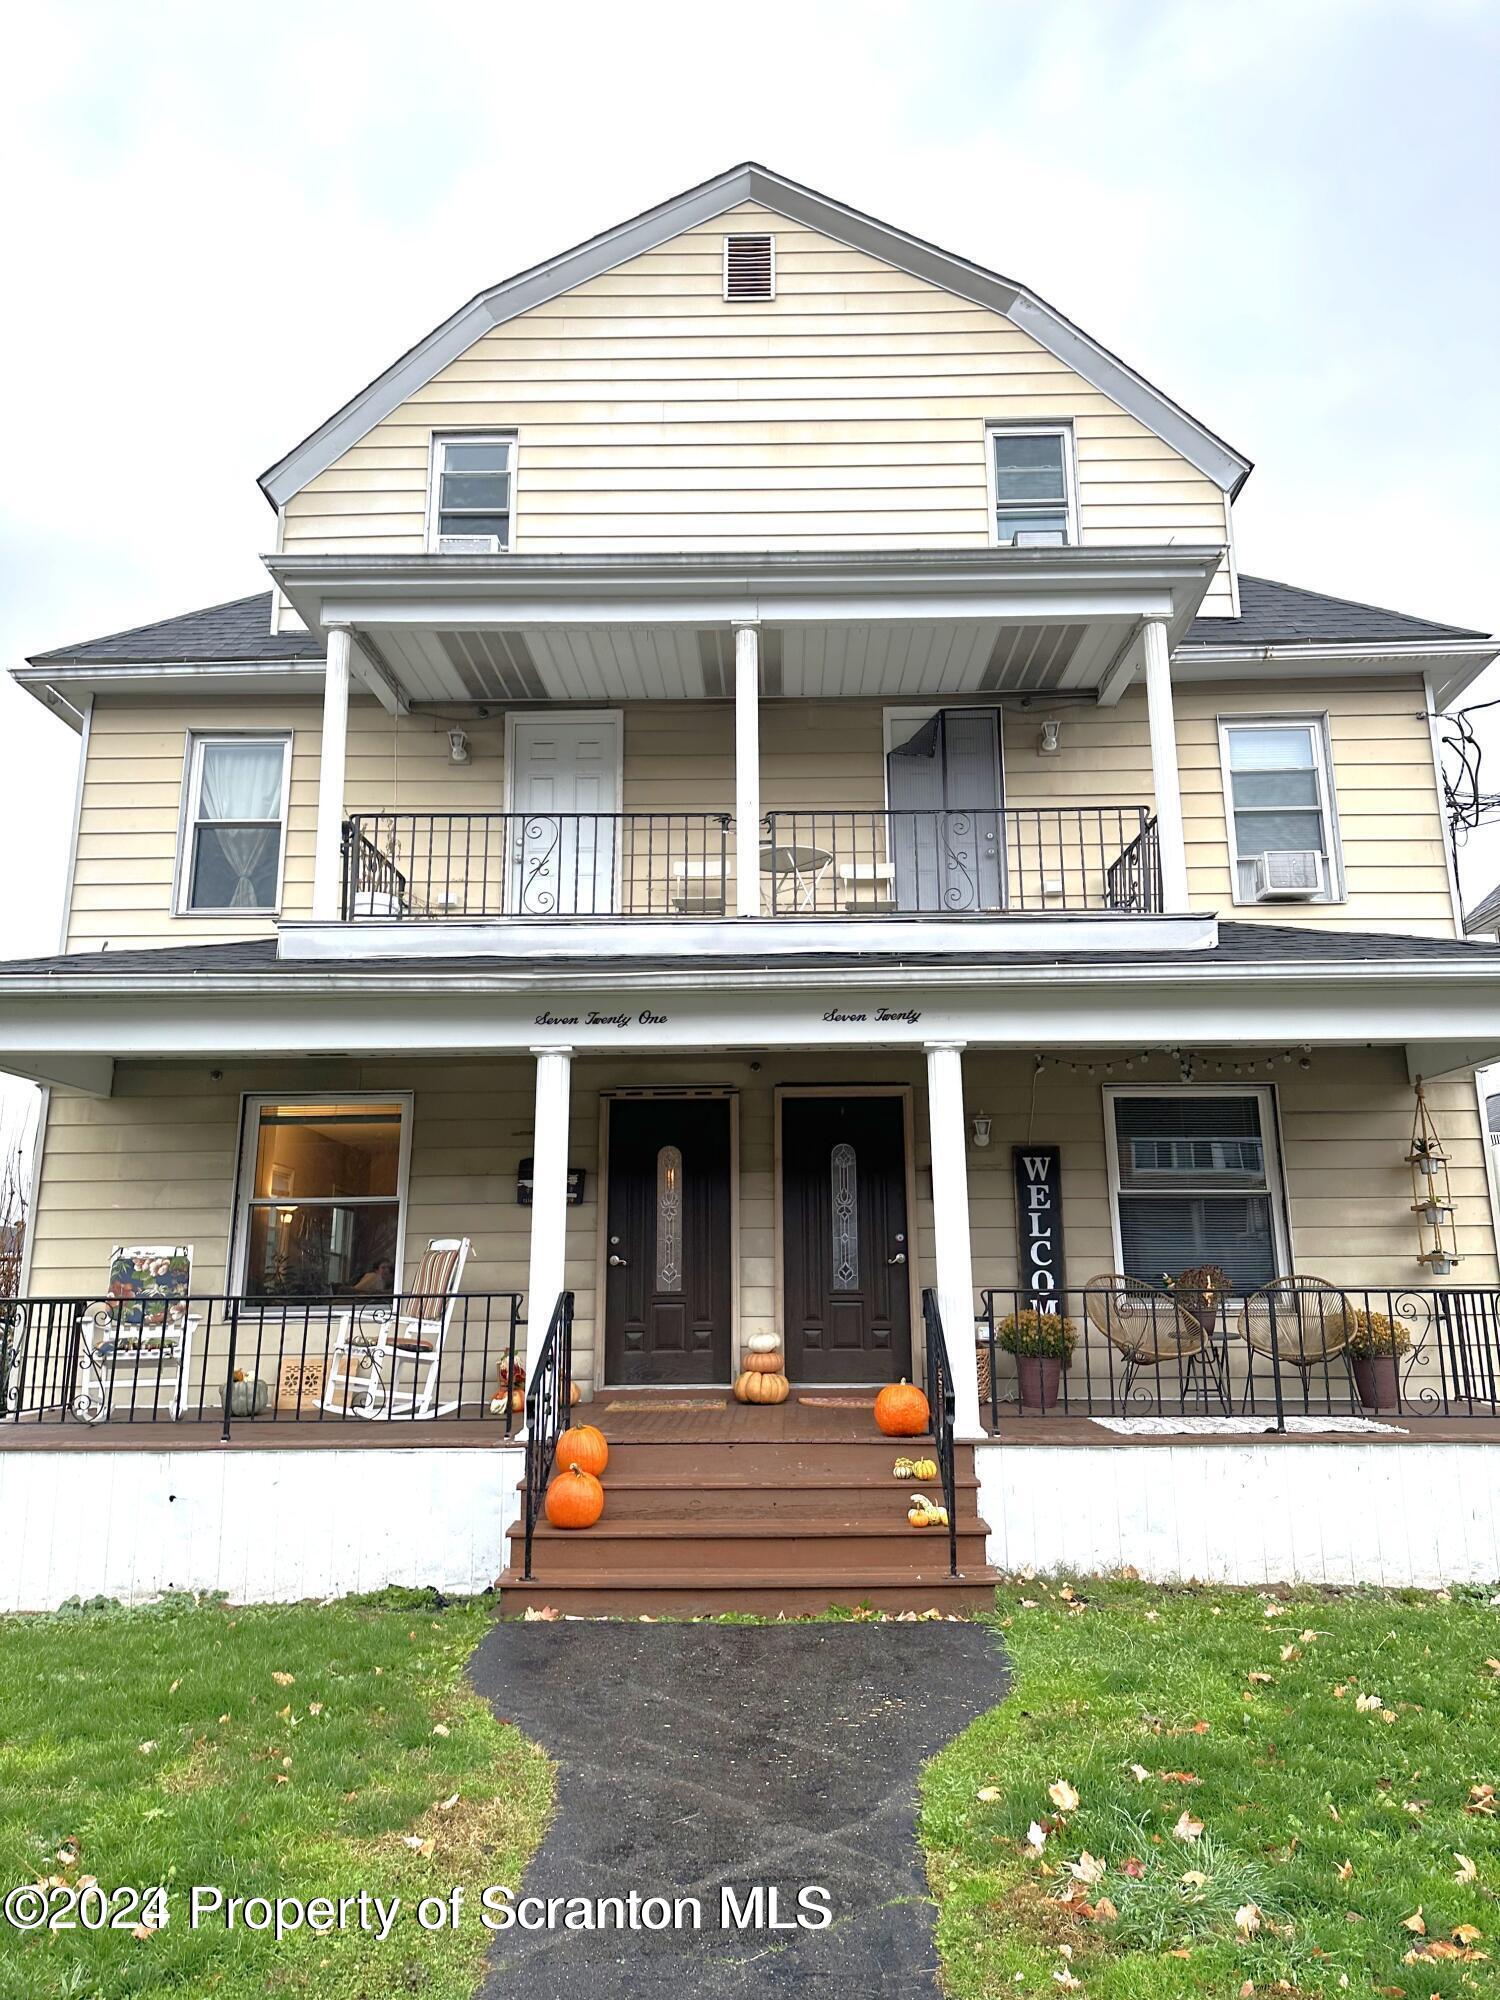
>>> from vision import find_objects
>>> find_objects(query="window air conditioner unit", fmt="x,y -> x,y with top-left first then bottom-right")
1253,850 -> 1326,901
1013,528 -> 1068,547
438,534 -> 503,554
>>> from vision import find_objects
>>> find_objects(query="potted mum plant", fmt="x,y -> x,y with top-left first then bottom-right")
1164,1263 -> 1233,1335
1344,1309 -> 1411,1411
995,1307 -> 1077,1411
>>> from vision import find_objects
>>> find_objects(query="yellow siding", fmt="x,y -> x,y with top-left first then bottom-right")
26,1050 -> 1497,1399
66,674 -> 1455,948
280,201 -> 1236,615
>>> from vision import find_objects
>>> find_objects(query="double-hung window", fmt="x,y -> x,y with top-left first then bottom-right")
1107,1088 -> 1285,1293
429,433 -> 513,551
178,734 -> 290,913
236,1095 -> 409,1300
988,425 -> 1076,546
1220,718 -> 1340,902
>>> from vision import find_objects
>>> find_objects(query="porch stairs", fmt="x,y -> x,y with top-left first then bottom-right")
497,1432 -> 1001,1617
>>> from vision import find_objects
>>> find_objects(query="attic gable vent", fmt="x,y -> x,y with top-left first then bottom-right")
723,232 -> 775,301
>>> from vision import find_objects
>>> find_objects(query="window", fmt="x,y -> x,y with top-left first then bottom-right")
236,1097 -> 409,1300
988,426 -> 1075,546
830,1141 -> 859,1290
655,1146 -> 683,1292
178,735 -> 290,913
429,434 -> 513,551
1219,718 -> 1340,902
1106,1089 -> 1286,1293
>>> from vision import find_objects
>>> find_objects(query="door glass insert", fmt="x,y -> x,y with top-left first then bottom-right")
831,1141 -> 859,1290
655,1145 -> 683,1291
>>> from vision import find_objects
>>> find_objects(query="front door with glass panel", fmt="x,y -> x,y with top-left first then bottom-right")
886,709 -> 1004,913
604,1098 -> 733,1385
507,713 -> 620,915
781,1095 -> 912,1383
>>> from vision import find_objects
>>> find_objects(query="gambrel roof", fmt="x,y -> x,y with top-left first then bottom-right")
258,162 -> 1253,510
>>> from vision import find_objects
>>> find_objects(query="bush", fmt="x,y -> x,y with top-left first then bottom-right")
993,1308 -> 1077,1361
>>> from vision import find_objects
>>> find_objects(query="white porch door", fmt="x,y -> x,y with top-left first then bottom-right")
507,713 -> 621,915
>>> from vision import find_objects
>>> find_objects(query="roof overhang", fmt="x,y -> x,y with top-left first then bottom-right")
265,545 -> 1223,706
1175,637 -> 1500,707
258,162 -> 1252,510
12,658 -> 326,729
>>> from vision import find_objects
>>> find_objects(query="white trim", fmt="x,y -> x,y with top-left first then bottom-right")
425,431 -> 516,554
56,693 -> 92,950
15,1085 -> 49,1297
1101,1081 -> 1292,1285
722,230 -> 776,301
1216,713 -> 1344,906
984,422 -> 1079,549
1424,671 -> 1465,935
172,729 -> 293,919
228,1090 -> 415,1296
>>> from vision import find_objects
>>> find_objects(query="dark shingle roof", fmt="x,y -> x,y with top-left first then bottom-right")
26,593 -> 323,668
1464,882 -> 1500,935
0,924 -> 1496,983
1184,574 -> 1487,650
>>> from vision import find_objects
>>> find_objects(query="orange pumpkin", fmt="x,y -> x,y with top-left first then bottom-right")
568,1380 -> 582,1407
510,1387 -> 525,1413
556,1422 -> 608,1479
734,1369 -> 790,1405
874,1378 -> 930,1437
745,1348 -> 785,1374
545,1462 -> 605,1529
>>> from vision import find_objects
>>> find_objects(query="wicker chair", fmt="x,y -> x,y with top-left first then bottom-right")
1083,1273 -> 1231,1411
1236,1275 -> 1357,1407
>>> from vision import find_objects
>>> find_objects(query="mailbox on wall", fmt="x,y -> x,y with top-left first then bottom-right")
516,1158 -> 586,1206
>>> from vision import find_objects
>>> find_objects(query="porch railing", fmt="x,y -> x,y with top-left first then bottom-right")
975,1284 -> 1500,1428
340,804 -> 1160,919
522,1290 -> 574,1580
341,812 -> 731,919
0,1292 -> 525,1436
920,1289 -> 959,1577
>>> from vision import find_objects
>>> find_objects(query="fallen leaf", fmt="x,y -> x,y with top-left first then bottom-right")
402,1834 -> 435,1857
1161,1771 -> 1200,1785
522,1606 -> 561,1622
1248,1671 -> 1274,1685
131,1923 -> 155,1941
137,1741 -> 157,1755
1181,1870 -> 1208,1889
1401,1908 -> 1427,1936
1092,1896 -> 1118,1922
1174,1810 -> 1205,1841
1069,1851 -> 1106,1886
271,1671 -> 295,1687
1379,1710 -> 1398,1725
1453,1853 -> 1477,1885
1240,1984 -> 1256,1999
1280,1644 -> 1302,1663
1052,1973 -> 1081,1992
976,1786 -> 1004,1803
1025,1821 -> 1048,1855
435,1792 -> 460,1812
431,1722 -> 449,1737
1452,1923 -> 1483,1944
1048,1779 -> 1080,1813
1336,1859 -> 1355,1882
1122,1857 -> 1145,1878
1190,1720 -> 1211,1734
1356,1693 -> 1384,1713
1236,1903 -> 1263,1936
1465,1783 -> 1497,1817
1128,1762 -> 1150,1782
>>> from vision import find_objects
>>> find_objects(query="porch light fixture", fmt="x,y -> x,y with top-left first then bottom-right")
448,728 -> 470,765
1037,718 -> 1062,756
970,1112 -> 993,1148
1408,1077 -> 1461,1273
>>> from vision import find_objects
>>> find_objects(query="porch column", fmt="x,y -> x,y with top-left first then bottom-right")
924,1041 -> 985,1441
1142,616 -> 1190,913
525,1045 -> 574,1383
311,624 -> 352,920
733,621 -> 761,918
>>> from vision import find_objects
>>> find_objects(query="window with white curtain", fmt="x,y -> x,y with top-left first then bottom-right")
178,735 -> 290,913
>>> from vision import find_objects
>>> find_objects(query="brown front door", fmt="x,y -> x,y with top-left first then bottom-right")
781,1094 -> 912,1383
604,1097 -> 733,1385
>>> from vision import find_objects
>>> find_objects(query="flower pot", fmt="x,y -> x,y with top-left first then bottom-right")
1351,1354 -> 1400,1411
1014,1354 -> 1063,1411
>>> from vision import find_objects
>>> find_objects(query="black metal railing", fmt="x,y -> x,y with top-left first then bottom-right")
761,806 -> 1159,914
341,813 -> 732,919
921,1288 -> 959,1577
975,1284 -> 1500,1428
0,1291 -> 525,1435
522,1290 -> 574,1580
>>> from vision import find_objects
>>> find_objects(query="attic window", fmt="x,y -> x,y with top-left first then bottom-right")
723,233 -> 775,301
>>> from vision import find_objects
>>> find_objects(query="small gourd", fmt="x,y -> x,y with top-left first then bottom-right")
906,1492 -> 949,1530
734,1368 -> 790,1405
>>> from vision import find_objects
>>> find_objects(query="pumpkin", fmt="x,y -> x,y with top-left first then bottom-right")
906,1492 -> 949,1529
510,1386 -> 525,1413
746,1332 -> 781,1354
545,1462 -> 605,1529
556,1422 -> 608,1479
874,1378 -> 930,1437
745,1348 -> 785,1374
569,1380 -> 582,1407
734,1369 -> 790,1405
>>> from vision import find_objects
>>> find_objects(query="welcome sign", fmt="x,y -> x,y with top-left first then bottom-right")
1013,1146 -> 1065,1312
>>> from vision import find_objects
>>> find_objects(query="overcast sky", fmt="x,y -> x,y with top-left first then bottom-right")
1,0 -> 1497,1147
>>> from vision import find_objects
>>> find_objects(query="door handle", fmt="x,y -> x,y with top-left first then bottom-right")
608,1254 -> 629,1267
887,1252 -> 907,1266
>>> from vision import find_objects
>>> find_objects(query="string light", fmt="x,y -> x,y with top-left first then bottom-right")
1028,1045 -> 1316,1078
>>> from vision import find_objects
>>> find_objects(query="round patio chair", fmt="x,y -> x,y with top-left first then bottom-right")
1236,1274 -> 1358,1406
1082,1273 -> 1230,1411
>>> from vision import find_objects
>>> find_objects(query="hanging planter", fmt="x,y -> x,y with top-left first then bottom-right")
1407,1078 -> 1461,1276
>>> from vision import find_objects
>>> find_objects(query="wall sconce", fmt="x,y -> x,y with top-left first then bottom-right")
1037,718 -> 1061,756
970,1112 -> 992,1149
448,728 -> 471,765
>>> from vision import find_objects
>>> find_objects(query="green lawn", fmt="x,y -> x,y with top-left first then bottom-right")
0,1592 -> 552,1999
923,1580 -> 1500,1997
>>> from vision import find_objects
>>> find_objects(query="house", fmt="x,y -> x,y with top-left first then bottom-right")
4,163 -> 1500,1609
1464,881 -> 1500,941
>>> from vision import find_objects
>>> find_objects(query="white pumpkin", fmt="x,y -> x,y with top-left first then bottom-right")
747,1332 -> 781,1354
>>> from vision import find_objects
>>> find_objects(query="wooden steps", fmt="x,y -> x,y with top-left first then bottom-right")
497,1433 -> 1001,1616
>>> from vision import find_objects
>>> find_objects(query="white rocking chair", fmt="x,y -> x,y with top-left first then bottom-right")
323,1237 -> 470,1421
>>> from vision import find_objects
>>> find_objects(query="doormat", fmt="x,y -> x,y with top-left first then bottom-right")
798,1395 -> 877,1409
1090,1415 -> 1406,1437
604,1398 -> 728,1413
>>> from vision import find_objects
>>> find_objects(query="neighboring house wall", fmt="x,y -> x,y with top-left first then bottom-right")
278,201 -> 1237,615
63,674 -> 1456,948
25,1050 -> 1499,1362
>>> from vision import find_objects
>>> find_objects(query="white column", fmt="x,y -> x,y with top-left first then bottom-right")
312,625 -> 352,920
1142,616 -> 1190,914
733,622 -> 761,918
925,1041 -> 984,1441
524,1046 -> 574,1383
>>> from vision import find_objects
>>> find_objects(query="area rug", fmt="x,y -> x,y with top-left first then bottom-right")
798,1394 -> 877,1409
603,1397 -> 727,1413
1089,1414 -> 1406,1436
